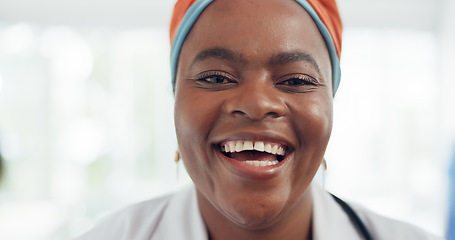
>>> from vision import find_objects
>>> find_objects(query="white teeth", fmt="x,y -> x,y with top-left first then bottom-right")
271,145 -> 278,154
222,141 -> 286,156
229,142 -> 236,153
254,141 -> 265,151
277,147 -> 285,156
244,160 -> 279,167
264,143 -> 272,152
235,142 -> 244,152
243,141 -> 254,150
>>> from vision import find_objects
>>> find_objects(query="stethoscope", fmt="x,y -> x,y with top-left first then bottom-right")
331,194 -> 374,240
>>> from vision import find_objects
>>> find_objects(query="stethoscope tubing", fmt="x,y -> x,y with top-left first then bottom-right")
331,194 -> 374,240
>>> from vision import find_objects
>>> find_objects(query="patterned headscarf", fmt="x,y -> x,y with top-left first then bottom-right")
170,0 -> 343,95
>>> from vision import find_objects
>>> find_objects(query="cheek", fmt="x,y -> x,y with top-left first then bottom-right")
292,95 -> 333,151
174,94 -> 203,142
175,95 -> 205,154
174,89 -> 225,194
289,95 -> 332,186
174,89 -> 222,161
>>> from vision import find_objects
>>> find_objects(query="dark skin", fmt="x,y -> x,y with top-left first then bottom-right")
174,0 -> 333,239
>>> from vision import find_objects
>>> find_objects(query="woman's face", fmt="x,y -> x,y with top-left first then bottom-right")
174,0 -> 333,230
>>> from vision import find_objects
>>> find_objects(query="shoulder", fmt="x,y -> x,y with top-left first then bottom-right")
349,202 -> 443,240
311,183 -> 443,240
75,186 -> 194,240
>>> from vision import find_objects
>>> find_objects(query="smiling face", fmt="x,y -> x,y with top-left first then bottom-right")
174,0 -> 333,233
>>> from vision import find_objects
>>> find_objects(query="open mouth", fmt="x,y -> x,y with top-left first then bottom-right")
218,140 -> 288,167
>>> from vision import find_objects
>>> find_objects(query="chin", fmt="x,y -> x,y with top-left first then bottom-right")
215,187 -> 291,230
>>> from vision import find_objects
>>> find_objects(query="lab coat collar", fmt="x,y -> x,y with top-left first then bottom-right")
153,183 -> 361,240
152,186 -> 208,240
311,184 -> 362,239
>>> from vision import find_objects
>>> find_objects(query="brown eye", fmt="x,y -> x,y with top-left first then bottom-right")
280,78 -> 307,86
195,71 -> 237,86
199,75 -> 230,84
275,74 -> 320,93
278,76 -> 316,86
193,71 -> 237,91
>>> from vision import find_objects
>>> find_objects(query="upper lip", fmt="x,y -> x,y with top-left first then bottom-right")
212,130 -> 295,153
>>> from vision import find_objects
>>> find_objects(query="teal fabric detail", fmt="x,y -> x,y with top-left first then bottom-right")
293,0 -> 341,94
170,0 -> 341,95
170,0 -> 214,87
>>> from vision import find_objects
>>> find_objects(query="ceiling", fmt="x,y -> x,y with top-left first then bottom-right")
0,0 -> 446,31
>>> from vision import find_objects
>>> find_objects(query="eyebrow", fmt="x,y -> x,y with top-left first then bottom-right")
269,51 -> 321,73
191,47 -> 245,66
191,48 -> 321,73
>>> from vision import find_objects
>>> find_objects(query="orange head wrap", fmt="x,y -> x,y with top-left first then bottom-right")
169,0 -> 343,94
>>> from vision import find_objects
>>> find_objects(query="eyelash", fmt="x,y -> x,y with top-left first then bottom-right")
278,75 -> 318,86
193,71 -> 318,90
195,71 -> 235,84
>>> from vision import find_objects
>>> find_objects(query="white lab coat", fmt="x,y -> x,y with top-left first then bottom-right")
76,183 -> 442,240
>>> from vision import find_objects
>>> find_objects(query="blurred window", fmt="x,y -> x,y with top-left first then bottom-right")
0,25 -> 447,239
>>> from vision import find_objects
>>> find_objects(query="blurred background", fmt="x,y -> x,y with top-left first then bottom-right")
0,0 -> 454,239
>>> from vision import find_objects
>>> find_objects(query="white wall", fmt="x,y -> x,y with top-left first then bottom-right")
0,0 -> 453,239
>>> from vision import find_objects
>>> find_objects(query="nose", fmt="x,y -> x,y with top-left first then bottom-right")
223,78 -> 287,121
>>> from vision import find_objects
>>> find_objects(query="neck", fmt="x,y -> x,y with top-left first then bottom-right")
197,189 -> 313,240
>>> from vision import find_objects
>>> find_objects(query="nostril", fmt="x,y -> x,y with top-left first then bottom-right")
230,110 -> 247,118
223,87 -> 287,120
228,107 -> 284,120
232,110 -> 244,115
265,111 -> 282,119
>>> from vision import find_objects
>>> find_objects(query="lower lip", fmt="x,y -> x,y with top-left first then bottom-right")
216,150 -> 290,181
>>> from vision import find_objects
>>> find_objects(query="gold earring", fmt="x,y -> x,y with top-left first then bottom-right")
174,150 -> 180,163
175,150 -> 180,180
322,157 -> 327,170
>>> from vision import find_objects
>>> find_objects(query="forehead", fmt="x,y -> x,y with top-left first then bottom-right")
179,0 -> 331,78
